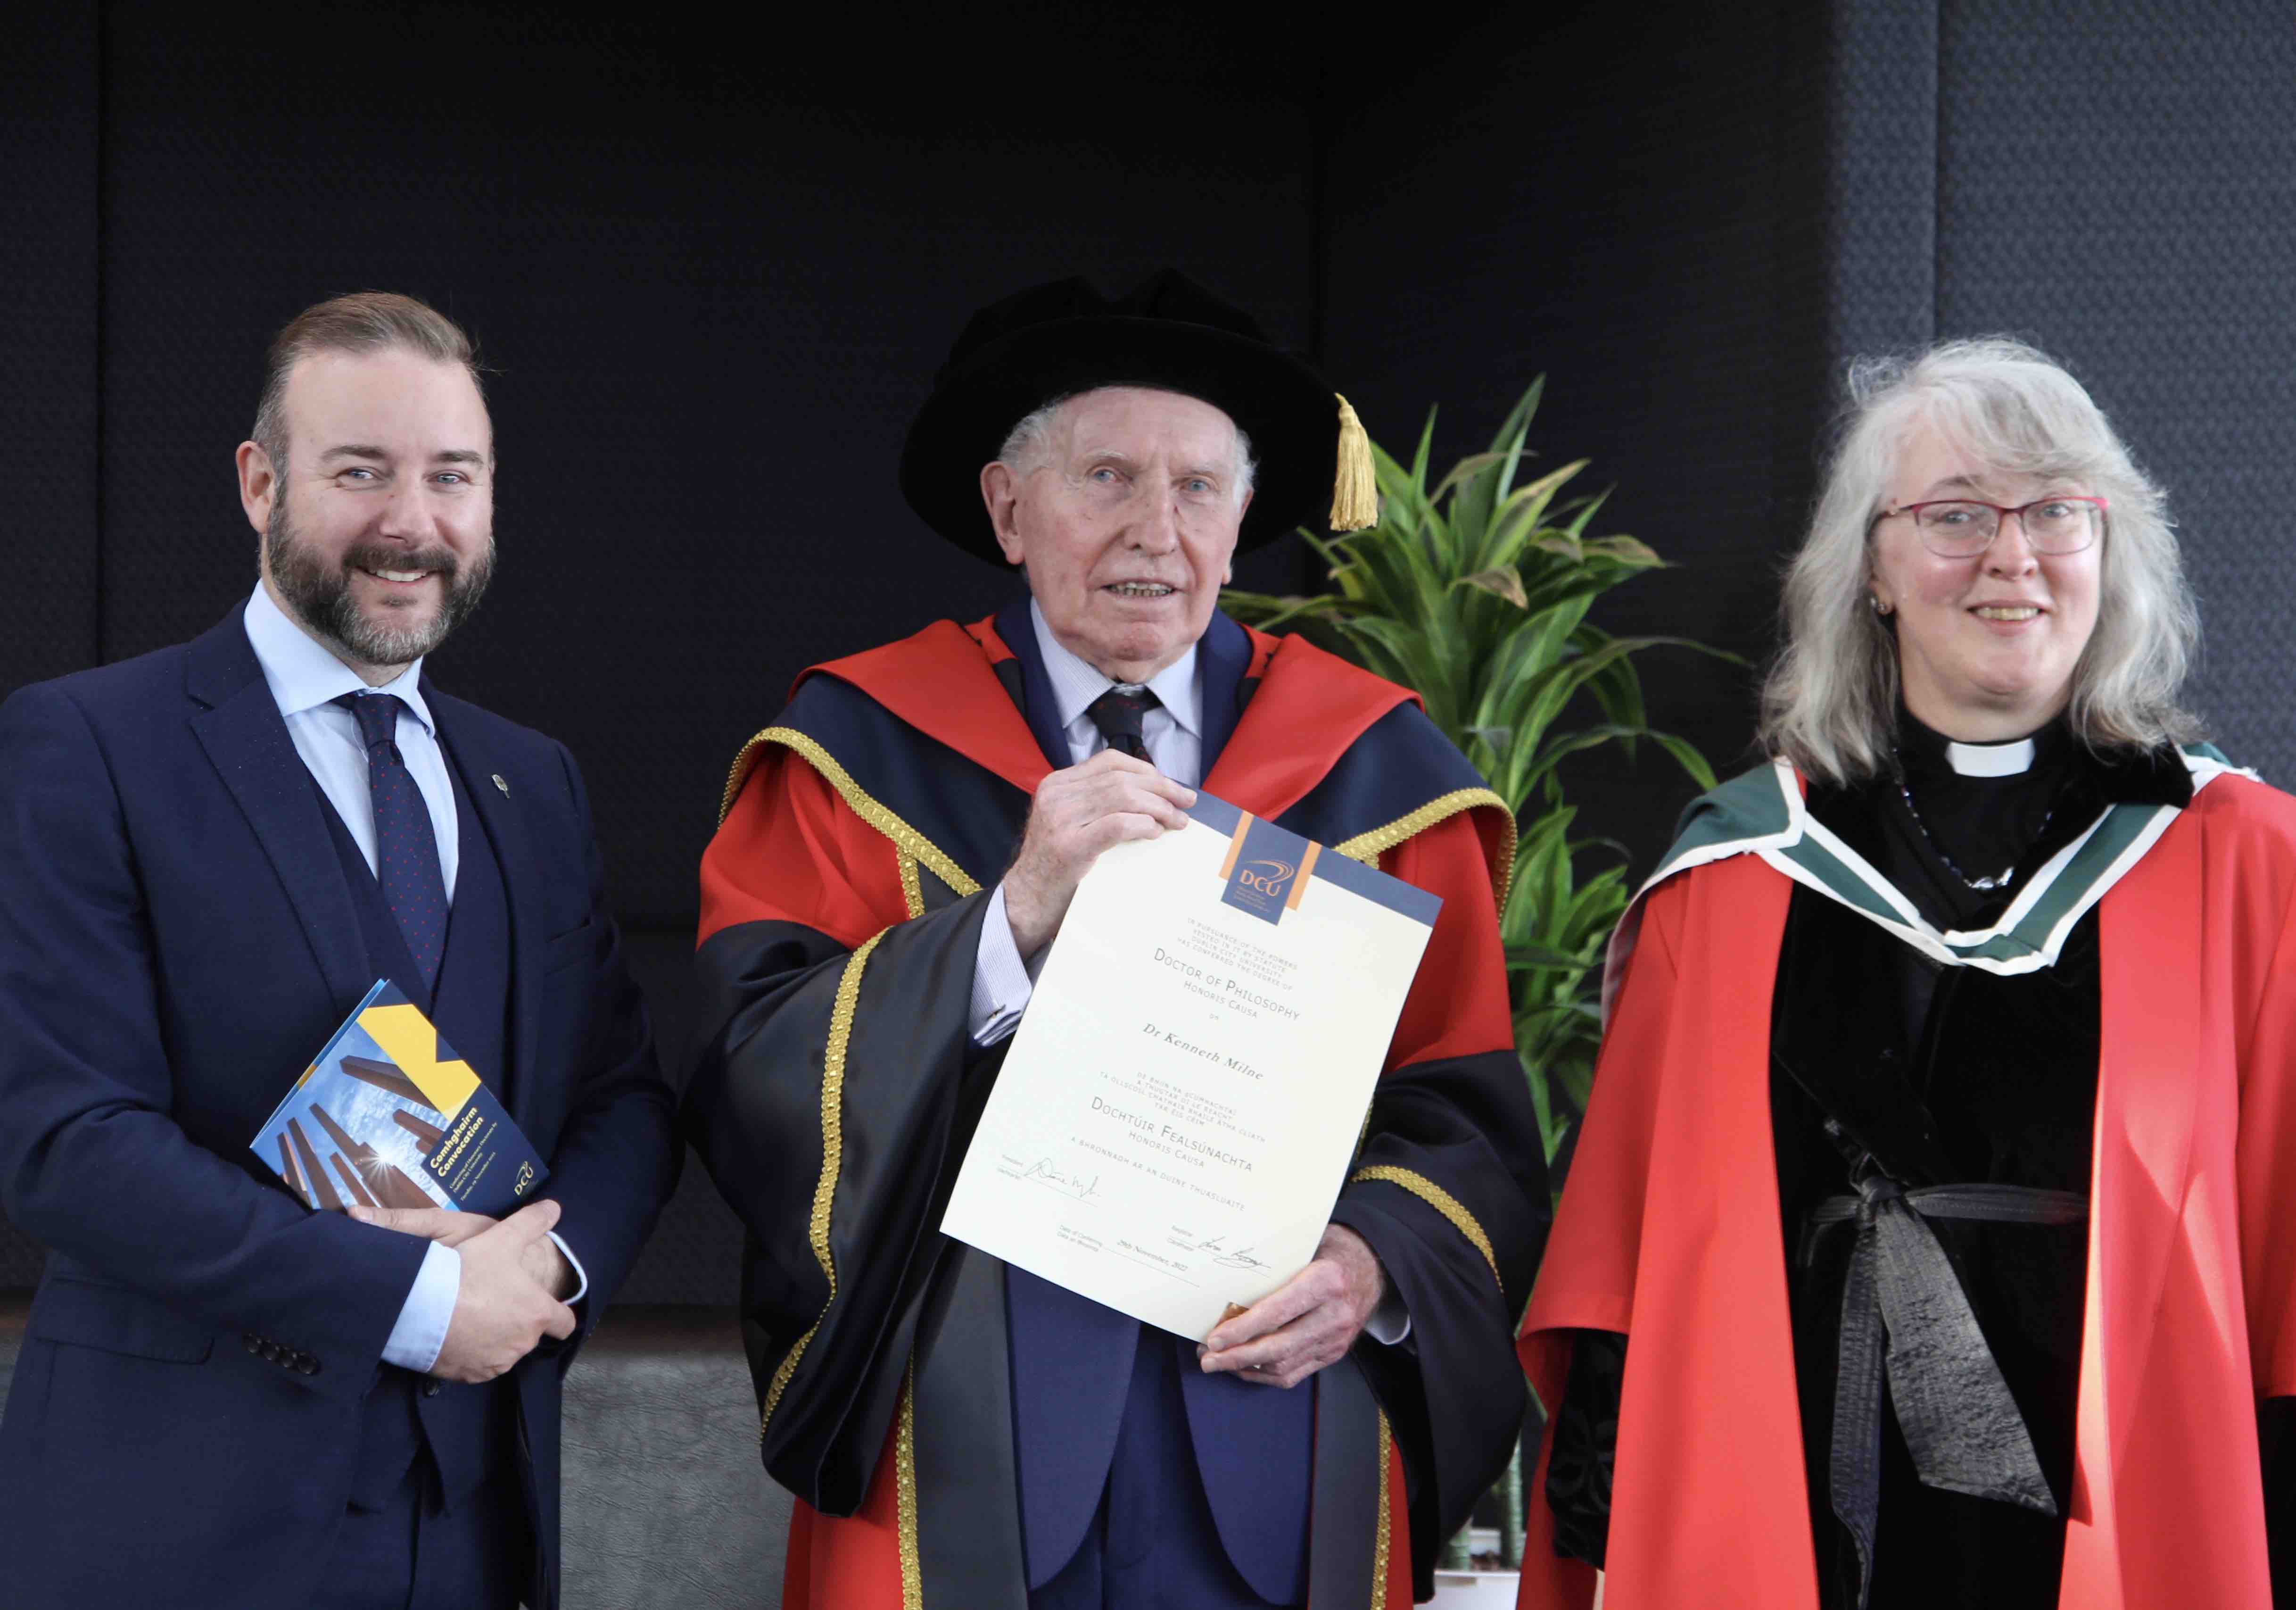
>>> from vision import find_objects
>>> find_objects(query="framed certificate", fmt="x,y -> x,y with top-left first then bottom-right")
940,791 -> 1438,1339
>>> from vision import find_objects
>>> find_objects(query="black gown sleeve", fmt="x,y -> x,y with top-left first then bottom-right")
683,894 -> 1000,1513
2262,1396 -> 2296,1599
1544,1328 -> 1627,1567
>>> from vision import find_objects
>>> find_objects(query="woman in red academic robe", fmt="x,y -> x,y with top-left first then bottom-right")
1516,339 -> 2296,1610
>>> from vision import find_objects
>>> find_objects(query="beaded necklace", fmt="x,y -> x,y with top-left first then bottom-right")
1892,774 -> 2053,893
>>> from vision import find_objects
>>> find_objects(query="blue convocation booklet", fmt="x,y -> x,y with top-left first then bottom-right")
251,979 -> 547,1219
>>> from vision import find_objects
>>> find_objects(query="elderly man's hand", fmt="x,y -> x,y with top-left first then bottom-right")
1196,1224 -> 1386,1389
1002,749 -> 1195,958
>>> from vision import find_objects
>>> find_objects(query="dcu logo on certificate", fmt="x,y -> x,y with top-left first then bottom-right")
1216,814 -> 1322,924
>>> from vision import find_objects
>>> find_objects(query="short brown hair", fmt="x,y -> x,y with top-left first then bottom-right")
250,291 -> 484,469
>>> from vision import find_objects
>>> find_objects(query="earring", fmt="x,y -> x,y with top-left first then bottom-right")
1869,595 -> 1891,616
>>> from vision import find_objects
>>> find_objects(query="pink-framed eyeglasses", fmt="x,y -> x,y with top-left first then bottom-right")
1873,495 -> 2108,557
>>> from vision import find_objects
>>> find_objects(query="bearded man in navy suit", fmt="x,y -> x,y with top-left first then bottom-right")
0,292 -> 680,1610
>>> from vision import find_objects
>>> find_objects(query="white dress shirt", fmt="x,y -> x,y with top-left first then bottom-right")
241,583 -> 586,1374
966,598 -> 1407,1343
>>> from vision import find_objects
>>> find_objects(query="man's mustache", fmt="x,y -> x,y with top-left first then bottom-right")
341,540 -> 461,580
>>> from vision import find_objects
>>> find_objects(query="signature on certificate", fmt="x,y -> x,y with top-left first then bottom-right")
1000,1154 -> 1099,1201
1168,1230 -> 1269,1270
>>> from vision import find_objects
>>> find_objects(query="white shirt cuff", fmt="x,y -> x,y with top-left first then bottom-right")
381,1238 -> 460,1373
547,1229 -> 589,1306
971,882 -> 1039,1046
1362,1281 -> 1412,1347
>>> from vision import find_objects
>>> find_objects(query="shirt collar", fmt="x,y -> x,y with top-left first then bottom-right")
1897,704 -> 2065,784
242,581 -> 434,734
1027,597 -> 1202,739
1943,737 -> 2035,777
1891,701 -> 2189,808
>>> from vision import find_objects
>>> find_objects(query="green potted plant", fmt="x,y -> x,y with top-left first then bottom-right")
1223,380 -> 1728,1574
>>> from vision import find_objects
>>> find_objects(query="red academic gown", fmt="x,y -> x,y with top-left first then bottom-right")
1515,762 -> 2296,1609
690,612 -> 1543,1609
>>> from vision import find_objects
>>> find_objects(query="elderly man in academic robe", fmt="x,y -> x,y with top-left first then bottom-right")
683,272 -> 1548,1610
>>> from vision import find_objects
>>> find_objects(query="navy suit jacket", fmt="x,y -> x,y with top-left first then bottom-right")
0,611 -> 680,1610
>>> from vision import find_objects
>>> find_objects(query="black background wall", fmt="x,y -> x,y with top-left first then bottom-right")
6,0 -> 2294,1302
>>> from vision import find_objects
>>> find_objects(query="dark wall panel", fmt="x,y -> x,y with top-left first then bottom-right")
0,18 -> 100,1287
1821,0 -> 1939,366
2,13 -> 101,691
1320,2 -> 1837,871
1932,0 -> 2296,781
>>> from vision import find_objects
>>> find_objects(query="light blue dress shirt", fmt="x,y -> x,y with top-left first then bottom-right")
968,598 -> 1203,1045
241,583 -> 586,1374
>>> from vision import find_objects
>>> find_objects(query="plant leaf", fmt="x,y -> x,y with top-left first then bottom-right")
1456,567 -> 1529,608
1580,534 -> 1663,567
1408,407 -> 1437,497
1506,939 -> 1601,973
1427,451 -> 1516,506
1478,461 -> 1590,572
1487,378 -> 1545,458
1218,589 -> 1349,633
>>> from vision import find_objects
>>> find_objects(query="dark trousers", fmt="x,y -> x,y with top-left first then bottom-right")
1031,1331 -> 1299,1610
322,1453 -> 529,1610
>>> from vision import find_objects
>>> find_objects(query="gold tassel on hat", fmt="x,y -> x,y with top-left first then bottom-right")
1329,394 -> 1379,531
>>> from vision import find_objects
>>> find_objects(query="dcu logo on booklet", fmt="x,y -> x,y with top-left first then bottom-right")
1216,813 -> 1322,925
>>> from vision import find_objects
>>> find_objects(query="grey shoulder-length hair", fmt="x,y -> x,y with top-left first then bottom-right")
1758,337 -> 2200,783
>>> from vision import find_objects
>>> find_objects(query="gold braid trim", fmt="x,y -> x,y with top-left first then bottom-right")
1349,1165 -> 1502,1291
719,728 -> 779,823
758,929 -> 887,1441
1330,787 -> 1516,912
896,851 -> 925,921
896,1355 -> 923,1608
718,727 -> 984,899
1371,1407 -> 1394,1608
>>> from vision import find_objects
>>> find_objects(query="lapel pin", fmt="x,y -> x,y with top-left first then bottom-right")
491,774 -> 511,797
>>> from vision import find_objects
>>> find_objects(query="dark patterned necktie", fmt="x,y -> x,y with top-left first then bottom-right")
1085,686 -> 1161,764
338,692 -> 448,989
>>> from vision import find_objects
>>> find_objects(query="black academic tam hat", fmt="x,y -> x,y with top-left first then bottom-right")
900,269 -> 1375,563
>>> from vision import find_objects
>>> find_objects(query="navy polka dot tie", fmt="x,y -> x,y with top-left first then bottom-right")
339,693 -> 448,990
1085,686 -> 1160,764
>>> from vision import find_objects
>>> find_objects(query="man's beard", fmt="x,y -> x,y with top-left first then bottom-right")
265,497 -> 494,667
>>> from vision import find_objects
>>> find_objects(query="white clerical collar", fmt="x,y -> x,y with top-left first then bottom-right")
1027,597 -> 1203,739
242,581 -> 433,734
1943,737 -> 2036,778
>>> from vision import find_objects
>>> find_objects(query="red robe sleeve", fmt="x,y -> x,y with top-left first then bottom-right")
699,746 -> 908,948
1379,809 -> 1518,1069
2230,788 -> 2296,1397
1513,859 -> 1809,1610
